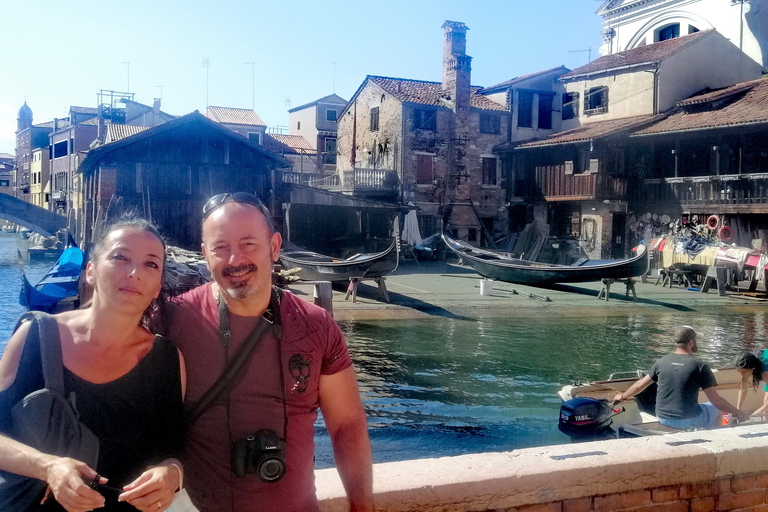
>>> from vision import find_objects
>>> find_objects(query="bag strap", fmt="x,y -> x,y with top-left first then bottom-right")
186,288 -> 282,426
14,311 -> 65,394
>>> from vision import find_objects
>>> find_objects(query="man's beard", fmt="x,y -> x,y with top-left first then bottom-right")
221,264 -> 258,300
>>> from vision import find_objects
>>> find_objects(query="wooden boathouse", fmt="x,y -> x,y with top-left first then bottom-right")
78,111 -> 290,250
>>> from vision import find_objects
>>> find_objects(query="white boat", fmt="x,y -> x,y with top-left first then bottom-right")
558,366 -> 767,439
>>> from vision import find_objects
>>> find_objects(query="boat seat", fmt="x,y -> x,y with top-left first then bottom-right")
571,257 -> 589,267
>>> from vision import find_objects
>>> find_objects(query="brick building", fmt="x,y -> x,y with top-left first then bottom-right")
15,102 -> 53,203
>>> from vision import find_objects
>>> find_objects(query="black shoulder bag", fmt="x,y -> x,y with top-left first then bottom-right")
0,311 -> 100,512
186,288 -> 283,426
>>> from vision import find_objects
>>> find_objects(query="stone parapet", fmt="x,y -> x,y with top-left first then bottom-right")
317,422 -> 768,511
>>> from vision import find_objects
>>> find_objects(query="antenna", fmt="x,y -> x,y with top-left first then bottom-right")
244,61 -> 255,110
284,97 -> 291,109
122,61 -> 130,92
202,57 -> 210,109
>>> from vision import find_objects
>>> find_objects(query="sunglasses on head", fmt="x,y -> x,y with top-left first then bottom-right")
203,192 -> 265,219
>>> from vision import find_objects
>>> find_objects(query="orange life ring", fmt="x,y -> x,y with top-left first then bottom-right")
707,215 -> 719,230
718,225 -> 733,241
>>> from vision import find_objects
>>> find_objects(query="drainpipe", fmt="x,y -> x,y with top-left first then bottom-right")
652,63 -> 661,115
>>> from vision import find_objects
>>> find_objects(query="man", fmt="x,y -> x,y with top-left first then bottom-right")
165,192 -> 373,512
615,325 -> 749,429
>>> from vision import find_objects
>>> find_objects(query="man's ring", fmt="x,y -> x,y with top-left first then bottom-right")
156,501 -> 162,509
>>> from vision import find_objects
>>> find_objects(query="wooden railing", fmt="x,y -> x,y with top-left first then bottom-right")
342,168 -> 399,196
533,165 -> 626,200
281,171 -> 339,188
633,173 -> 768,208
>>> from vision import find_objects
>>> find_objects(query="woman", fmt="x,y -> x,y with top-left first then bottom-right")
735,350 -> 768,415
0,217 -> 186,512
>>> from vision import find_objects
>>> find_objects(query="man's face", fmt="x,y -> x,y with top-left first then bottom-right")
201,202 -> 281,304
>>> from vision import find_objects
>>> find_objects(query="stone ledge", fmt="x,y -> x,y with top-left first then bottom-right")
316,423 -> 768,511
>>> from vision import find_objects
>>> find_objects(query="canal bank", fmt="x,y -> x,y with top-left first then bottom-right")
286,260 -> 768,321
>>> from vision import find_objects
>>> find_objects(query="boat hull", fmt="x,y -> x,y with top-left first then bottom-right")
279,237 -> 398,282
442,232 -> 649,285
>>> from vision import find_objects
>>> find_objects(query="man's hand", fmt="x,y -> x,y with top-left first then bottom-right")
44,457 -> 105,512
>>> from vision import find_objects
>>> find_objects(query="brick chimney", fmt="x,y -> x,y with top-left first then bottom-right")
441,20 -> 471,114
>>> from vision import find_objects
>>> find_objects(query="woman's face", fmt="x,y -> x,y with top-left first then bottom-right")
737,368 -> 752,378
86,227 -> 164,314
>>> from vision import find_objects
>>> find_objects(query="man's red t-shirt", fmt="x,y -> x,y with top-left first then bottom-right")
166,284 -> 352,512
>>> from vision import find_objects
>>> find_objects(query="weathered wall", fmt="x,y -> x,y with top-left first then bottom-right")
317,422 -> 768,512
289,106 -> 319,149
563,71 -> 656,123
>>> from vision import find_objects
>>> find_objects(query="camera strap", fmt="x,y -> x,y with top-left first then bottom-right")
186,286 -> 283,426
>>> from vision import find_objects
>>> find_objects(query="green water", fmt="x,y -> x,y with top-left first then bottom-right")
313,311 -> 768,465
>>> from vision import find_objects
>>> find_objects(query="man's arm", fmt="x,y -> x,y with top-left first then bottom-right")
318,366 -> 374,512
703,387 -> 749,422
614,374 -> 653,402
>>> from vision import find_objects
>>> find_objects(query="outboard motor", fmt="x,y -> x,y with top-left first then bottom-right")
558,397 -> 615,441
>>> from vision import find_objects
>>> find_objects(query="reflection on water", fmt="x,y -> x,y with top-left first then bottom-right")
2,233 -> 767,467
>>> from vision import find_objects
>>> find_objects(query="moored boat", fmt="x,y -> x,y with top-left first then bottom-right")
279,236 -> 399,282
442,229 -> 649,285
19,245 -> 84,311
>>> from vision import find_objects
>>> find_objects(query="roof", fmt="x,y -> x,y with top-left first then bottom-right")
263,134 -> 316,155
632,78 -> 768,136
365,75 -> 506,111
70,106 -> 98,115
288,94 -> 348,113
206,106 -> 265,126
80,111 -> 290,175
484,66 -> 570,92
105,124 -> 150,143
560,30 -> 712,80
515,114 -> 664,149
0,153 -> 13,159
32,121 -> 55,129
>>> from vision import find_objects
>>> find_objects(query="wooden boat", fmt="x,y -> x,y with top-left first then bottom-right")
442,230 -> 649,285
279,236 -> 399,282
557,366 -> 765,439
20,245 -> 84,311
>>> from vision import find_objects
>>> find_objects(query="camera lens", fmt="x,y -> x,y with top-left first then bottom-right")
257,457 -> 286,482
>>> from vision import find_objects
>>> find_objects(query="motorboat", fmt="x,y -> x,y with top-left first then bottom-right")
442,229 -> 649,285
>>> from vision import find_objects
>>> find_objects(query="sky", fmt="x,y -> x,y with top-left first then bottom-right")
0,1 -> 605,154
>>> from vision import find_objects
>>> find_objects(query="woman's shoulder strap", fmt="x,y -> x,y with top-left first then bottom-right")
14,312 -> 64,394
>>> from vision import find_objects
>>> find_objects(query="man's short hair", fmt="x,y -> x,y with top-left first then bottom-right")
674,325 -> 697,345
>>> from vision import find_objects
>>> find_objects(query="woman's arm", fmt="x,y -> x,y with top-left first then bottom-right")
119,458 -> 183,512
0,320 -> 105,511
737,373 -> 750,410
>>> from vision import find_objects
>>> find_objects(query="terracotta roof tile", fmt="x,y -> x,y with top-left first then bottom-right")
633,78 -> 768,136
560,30 -> 711,79
206,106 -> 266,126
106,124 -> 150,143
263,134 -> 316,155
70,106 -> 99,115
484,66 -> 570,91
368,76 -> 506,111
517,114 -> 664,148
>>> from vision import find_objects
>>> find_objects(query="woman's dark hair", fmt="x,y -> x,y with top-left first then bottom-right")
735,351 -> 763,389
88,214 -> 167,328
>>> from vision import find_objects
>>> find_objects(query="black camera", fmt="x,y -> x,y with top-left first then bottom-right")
231,429 -> 286,482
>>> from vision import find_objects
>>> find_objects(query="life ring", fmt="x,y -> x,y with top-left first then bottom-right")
718,225 -> 733,241
707,215 -> 719,230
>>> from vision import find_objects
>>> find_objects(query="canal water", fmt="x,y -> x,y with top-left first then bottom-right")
1,232 -> 767,468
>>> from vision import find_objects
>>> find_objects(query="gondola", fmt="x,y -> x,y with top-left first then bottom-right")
442,229 -> 649,285
279,236 -> 399,282
20,245 -> 84,312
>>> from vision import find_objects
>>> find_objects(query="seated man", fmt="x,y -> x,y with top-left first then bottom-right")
615,326 -> 749,429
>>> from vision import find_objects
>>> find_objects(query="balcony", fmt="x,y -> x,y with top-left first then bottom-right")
634,173 -> 768,213
533,165 -> 626,201
281,171 -> 340,189
342,168 -> 399,198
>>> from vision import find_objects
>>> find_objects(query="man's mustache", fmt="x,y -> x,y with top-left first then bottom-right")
222,264 -> 257,277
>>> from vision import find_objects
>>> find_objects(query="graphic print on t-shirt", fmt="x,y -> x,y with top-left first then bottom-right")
289,353 -> 311,393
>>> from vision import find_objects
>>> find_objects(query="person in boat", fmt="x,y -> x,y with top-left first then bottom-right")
735,351 -> 768,415
0,217 -> 187,511
614,325 -> 749,429
162,192 -> 373,512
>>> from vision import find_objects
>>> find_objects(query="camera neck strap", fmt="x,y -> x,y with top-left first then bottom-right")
186,286 -> 283,426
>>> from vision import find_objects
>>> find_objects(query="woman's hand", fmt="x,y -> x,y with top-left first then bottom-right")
119,462 -> 181,512
44,457 -> 105,512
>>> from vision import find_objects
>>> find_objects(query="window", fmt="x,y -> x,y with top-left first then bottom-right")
248,132 -> 261,144
324,138 -> 336,165
479,114 -> 500,134
415,154 -> 433,184
538,94 -> 553,130
370,107 -> 379,131
482,157 -> 497,185
413,109 -> 437,131
585,87 -> 608,115
689,25 -> 699,34
579,150 -> 599,173
518,91 -> 533,128
326,109 -> 337,122
297,121 -> 300,130
656,23 -> 680,42
562,92 -> 579,121
53,140 -> 68,158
